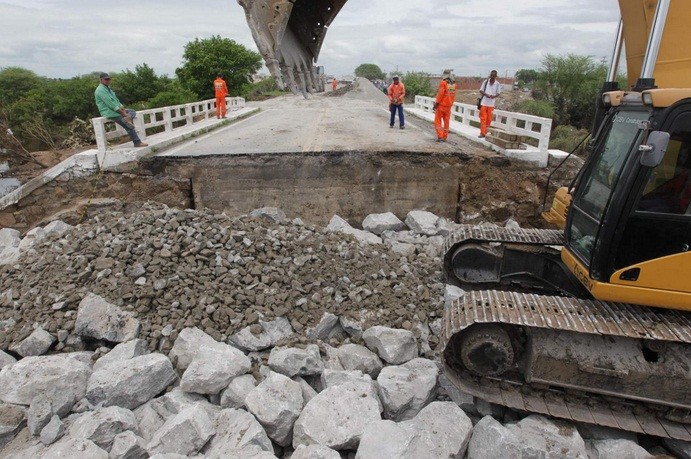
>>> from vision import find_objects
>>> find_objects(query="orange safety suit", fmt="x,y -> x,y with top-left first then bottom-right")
387,82 -> 406,105
332,79 -> 338,91
434,80 -> 457,140
214,77 -> 228,118
387,81 -> 406,128
479,78 -> 501,137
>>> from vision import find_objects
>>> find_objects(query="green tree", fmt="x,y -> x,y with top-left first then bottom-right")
514,69 -> 539,86
114,64 -> 169,105
533,54 -> 608,129
44,74 -> 100,122
0,67 -> 44,105
355,64 -> 386,80
176,36 -> 262,99
145,81 -> 198,108
400,71 -> 434,102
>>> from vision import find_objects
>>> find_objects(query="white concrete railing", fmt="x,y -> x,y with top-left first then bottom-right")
414,96 -> 552,152
91,97 -> 246,153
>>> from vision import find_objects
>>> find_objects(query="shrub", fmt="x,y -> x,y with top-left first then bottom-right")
516,99 -> 554,119
550,124 -> 590,156
400,72 -> 434,102
241,78 -> 283,101
145,88 -> 198,109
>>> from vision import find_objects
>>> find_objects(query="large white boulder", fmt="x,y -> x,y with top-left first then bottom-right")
588,439 -> 654,459
203,408 -> 273,458
168,327 -> 218,371
0,354 -> 90,407
468,415 -> 587,459
10,326 -> 55,357
355,401 -> 473,458
245,372 -> 304,447
133,389 -> 210,442
75,293 -> 140,343
404,210 -> 440,236
362,212 -> 405,235
337,343 -> 384,378
146,404 -> 215,457
268,344 -> 324,378
327,215 -> 383,245
93,338 -> 149,371
86,353 -> 176,410
293,382 -> 382,450
69,406 -> 138,449
228,317 -> 294,353
220,374 -> 256,409
42,438 -> 109,459
179,341 -> 251,395
362,326 -> 418,365
376,358 -> 439,421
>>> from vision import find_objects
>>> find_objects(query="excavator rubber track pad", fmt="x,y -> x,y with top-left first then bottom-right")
443,290 -> 691,344
442,225 -> 565,255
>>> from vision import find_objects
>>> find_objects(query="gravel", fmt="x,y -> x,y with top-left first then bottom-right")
0,202 -> 445,354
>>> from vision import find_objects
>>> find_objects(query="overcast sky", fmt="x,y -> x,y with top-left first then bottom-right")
0,0 -> 621,80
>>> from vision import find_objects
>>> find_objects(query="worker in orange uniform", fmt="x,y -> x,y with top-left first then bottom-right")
213,74 -> 229,119
433,69 -> 457,142
332,78 -> 338,91
388,76 -> 406,129
478,70 -> 501,138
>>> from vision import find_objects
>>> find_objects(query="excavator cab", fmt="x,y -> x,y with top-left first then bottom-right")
562,92 -> 691,310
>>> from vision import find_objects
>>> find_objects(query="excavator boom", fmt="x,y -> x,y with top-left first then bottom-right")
620,0 -> 691,88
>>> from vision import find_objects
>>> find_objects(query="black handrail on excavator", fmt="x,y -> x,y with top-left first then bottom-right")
541,133 -> 590,213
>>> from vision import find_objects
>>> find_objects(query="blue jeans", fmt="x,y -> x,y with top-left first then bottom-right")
110,108 -> 141,143
389,104 -> 404,127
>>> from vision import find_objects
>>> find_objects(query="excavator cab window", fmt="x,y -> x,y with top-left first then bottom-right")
637,139 -> 691,214
613,114 -> 691,270
566,110 -> 649,266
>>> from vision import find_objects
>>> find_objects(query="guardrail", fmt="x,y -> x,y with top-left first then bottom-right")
91,97 -> 246,153
414,96 -> 552,152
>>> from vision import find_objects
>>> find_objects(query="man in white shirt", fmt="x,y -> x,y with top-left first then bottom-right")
478,70 -> 501,138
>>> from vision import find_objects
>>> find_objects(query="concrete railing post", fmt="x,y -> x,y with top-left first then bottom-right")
91,118 -> 107,154
134,114 -> 147,141
539,118 -> 552,152
163,109 -> 173,132
185,104 -> 194,126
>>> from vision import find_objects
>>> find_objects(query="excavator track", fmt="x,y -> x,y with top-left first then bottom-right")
442,225 -> 565,253
442,290 -> 691,440
442,225 -> 588,297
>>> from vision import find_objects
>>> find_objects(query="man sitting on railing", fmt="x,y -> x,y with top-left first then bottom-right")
94,72 -> 148,148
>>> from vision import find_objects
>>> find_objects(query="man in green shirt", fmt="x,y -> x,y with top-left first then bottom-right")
94,72 -> 147,147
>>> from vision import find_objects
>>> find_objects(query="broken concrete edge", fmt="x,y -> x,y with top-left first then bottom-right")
0,154 -> 98,211
100,107 -> 261,171
0,107 -> 262,213
405,108 -> 553,168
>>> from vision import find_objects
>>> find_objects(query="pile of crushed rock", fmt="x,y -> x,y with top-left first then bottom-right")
0,202 -> 448,354
0,202 -> 686,458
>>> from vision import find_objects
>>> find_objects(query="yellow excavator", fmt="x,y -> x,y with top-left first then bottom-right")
239,0 -> 691,440
441,0 -> 691,440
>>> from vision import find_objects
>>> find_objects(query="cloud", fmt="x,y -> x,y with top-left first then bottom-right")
0,0 -> 621,80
